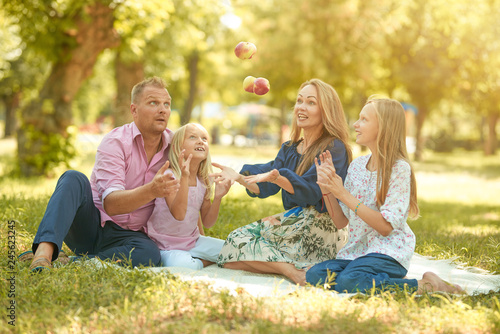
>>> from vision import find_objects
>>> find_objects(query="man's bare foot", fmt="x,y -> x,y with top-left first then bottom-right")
32,242 -> 55,263
29,242 -> 56,272
417,272 -> 465,294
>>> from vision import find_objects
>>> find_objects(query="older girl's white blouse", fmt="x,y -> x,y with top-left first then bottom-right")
337,154 -> 415,270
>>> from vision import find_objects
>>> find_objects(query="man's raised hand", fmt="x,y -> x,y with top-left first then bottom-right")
151,161 -> 180,198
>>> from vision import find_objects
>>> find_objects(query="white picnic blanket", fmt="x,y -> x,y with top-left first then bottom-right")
146,253 -> 500,297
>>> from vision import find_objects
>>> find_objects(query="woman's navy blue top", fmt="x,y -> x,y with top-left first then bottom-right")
240,139 -> 349,213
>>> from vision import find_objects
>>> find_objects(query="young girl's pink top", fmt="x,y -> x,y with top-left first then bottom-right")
337,154 -> 415,270
146,170 -> 206,251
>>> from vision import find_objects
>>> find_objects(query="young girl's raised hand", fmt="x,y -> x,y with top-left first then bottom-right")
214,178 -> 231,199
179,149 -> 193,178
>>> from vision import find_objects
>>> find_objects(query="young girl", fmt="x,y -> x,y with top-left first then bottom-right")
146,123 -> 231,270
306,96 -> 464,294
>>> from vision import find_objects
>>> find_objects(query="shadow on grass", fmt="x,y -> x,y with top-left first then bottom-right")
413,200 -> 500,273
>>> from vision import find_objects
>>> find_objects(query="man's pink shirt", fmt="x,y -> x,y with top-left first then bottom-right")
90,122 -> 172,231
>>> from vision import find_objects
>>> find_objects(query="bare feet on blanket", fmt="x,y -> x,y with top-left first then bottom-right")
200,259 -> 214,267
417,272 -> 465,294
284,268 -> 306,286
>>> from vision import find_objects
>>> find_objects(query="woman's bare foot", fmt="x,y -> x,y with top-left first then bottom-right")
200,259 -> 214,268
284,267 -> 306,286
223,261 -> 306,285
417,272 -> 465,294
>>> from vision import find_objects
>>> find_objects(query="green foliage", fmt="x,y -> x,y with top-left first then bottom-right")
19,124 -> 78,177
2,0 -> 500,176
1,0 -> 94,61
114,0 -> 175,61
73,50 -> 116,125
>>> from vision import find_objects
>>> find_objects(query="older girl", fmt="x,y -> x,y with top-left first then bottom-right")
307,97 -> 464,294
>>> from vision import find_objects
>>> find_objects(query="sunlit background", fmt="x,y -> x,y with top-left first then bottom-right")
0,0 -> 499,176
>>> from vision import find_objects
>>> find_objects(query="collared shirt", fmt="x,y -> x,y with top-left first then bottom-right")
90,122 -> 172,231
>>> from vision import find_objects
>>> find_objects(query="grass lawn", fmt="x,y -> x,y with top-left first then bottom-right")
1,139 -> 499,333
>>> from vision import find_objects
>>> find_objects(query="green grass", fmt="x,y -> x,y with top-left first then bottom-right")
1,141 -> 500,333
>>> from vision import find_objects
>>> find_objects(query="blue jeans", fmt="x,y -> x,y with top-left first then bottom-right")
33,170 -> 160,267
306,253 -> 418,293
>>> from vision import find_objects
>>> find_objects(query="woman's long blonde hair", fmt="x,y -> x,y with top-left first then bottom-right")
368,96 -> 419,219
289,79 -> 352,175
168,123 -> 213,199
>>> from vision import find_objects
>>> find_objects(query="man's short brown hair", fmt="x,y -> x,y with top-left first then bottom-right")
131,77 -> 168,103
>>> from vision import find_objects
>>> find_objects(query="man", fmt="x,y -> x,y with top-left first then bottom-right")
28,77 -> 179,271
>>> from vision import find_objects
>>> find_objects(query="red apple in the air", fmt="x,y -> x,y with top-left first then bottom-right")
234,42 -> 257,60
243,76 -> 256,93
253,77 -> 270,95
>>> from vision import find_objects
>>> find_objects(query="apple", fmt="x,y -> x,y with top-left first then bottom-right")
234,42 -> 257,60
253,77 -> 270,95
243,76 -> 256,93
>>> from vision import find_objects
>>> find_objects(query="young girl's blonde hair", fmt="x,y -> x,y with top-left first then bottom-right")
168,123 -> 213,199
289,78 -> 353,175
367,96 -> 419,219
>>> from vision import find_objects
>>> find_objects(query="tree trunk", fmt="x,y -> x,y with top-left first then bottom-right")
180,51 -> 199,125
484,111 -> 498,155
414,105 -> 428,161
2,91 -> 20,138
17,2 -> 120,176
113,52 -> 144,127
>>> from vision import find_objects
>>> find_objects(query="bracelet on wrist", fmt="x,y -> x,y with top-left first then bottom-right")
354,201 -> 362,215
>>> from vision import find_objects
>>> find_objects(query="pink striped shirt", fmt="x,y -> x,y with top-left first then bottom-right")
90,122 -> 172,230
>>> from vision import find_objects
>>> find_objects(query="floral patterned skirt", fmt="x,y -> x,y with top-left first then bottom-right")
216,206 -> 348,269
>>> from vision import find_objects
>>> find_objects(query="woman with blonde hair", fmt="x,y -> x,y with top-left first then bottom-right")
212,79 -> 352,285
307,96 -> 464,294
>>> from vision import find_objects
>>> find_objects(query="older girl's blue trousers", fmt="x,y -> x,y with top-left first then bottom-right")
306,253 -> 418,293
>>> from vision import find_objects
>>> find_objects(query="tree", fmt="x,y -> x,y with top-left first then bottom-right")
227,0 -> 391,144
2,0 -> 120,176
0,10 -> 47,138
456,0 -> 500,155
110,0 -> 174,127
382,0 -> 464,160
155,0 -> 230,126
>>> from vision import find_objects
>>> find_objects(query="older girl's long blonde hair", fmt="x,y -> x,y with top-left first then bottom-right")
168,123 -> 213,199
289,79 -> 353,175
368,96 -> 419,219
